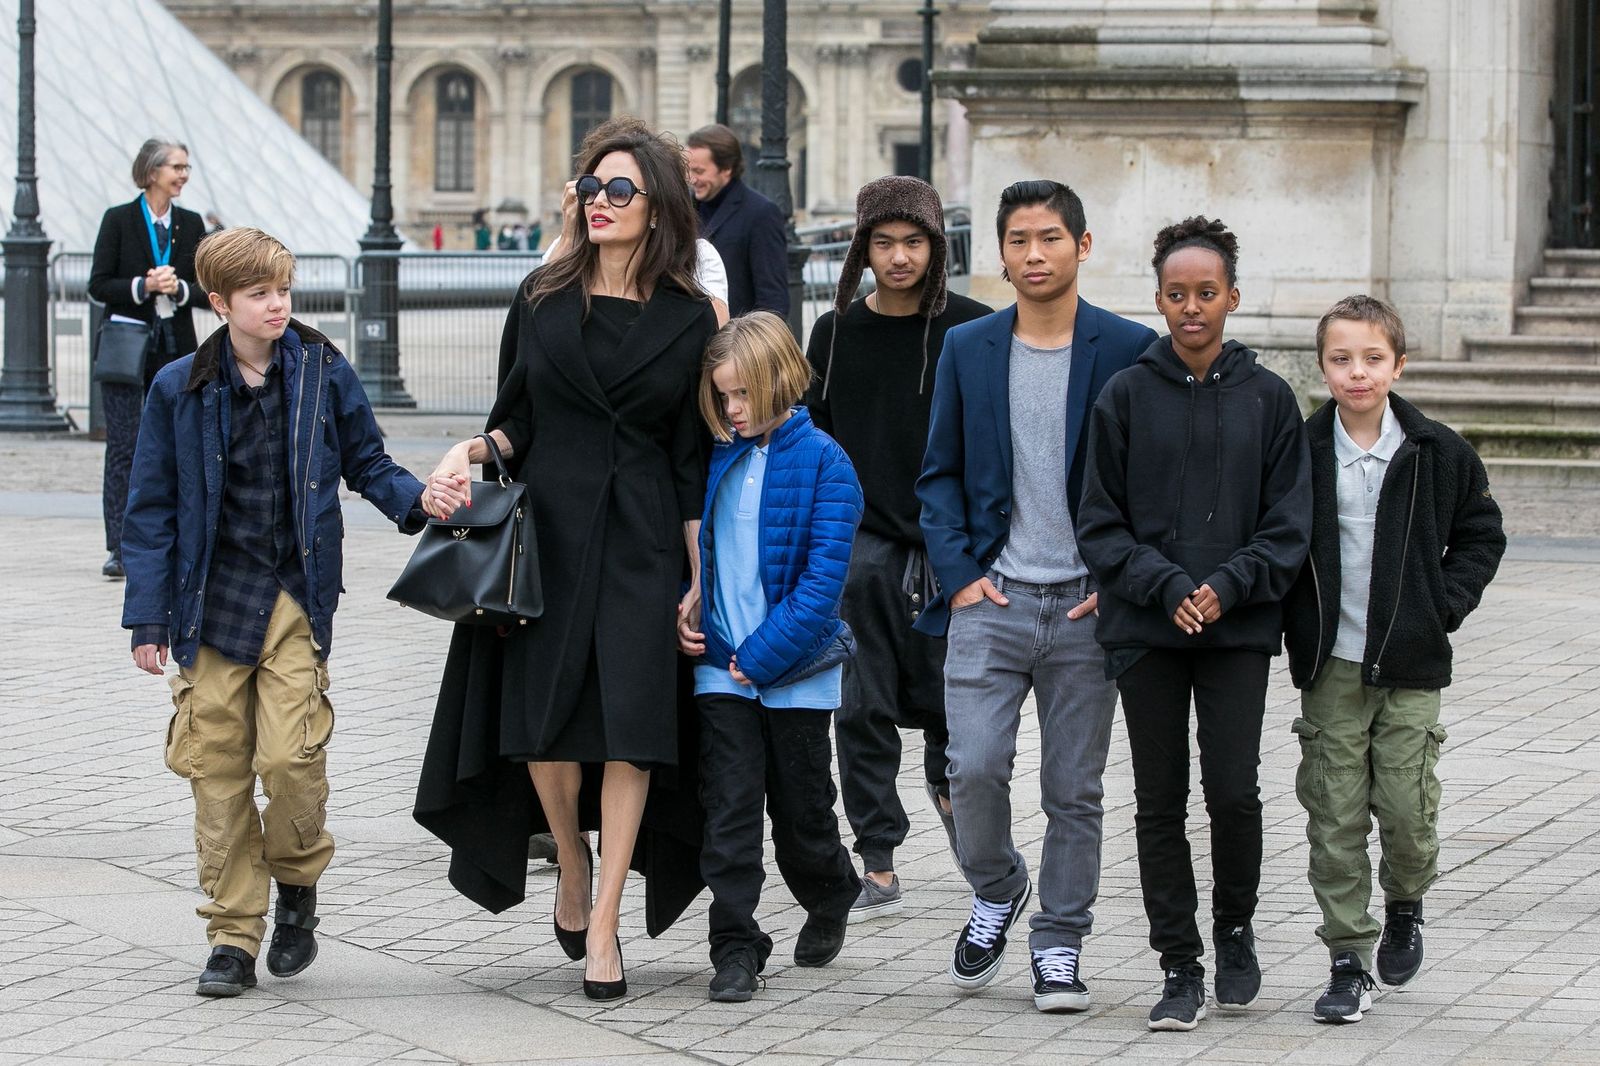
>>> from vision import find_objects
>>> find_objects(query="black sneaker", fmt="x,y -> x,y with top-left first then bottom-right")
1031,946 -> 1090,1013
949,880 -> 1030,990
1148,963 -> 1207,1031
265,883 -> 319,978
708,950 -> 761,1003
1213,922 -> 1261,1008
196,946 -> 257,997
1376,900 -> 1425,986
1314,951 -> 1376,1024
794,913 -> 847,968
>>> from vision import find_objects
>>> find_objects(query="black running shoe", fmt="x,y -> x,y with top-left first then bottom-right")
1213,922 -> 1261,1008
1031,946 -> 1090,1013
949,880 -> 1031,990
1148,963 -> 1207,1031
1377,900 -> 1425,986
1314,951 -> 1376,1024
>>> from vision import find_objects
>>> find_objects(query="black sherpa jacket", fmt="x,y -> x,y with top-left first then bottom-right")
1283,394 -> 1506,690
1078,337 -> 1312,673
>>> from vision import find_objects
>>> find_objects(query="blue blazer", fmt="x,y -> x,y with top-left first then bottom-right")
700,179 -> 791,318
914,298 -> 1159,635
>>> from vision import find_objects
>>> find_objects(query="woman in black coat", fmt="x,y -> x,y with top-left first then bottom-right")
415,118 -> 717,1000
89,137 -> 206,578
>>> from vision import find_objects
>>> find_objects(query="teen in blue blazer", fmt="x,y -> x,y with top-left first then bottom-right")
915,298 -> 1158,636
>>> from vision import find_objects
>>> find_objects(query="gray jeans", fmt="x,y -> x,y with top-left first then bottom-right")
943,574 -> 1117,951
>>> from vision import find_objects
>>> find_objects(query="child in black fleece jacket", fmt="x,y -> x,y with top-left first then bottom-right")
1077,216 -> 1311,1033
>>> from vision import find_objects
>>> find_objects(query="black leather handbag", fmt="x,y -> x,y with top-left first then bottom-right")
387,434 -> 543,625
92,319 -> 154,386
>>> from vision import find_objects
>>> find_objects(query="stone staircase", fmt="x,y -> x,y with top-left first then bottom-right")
1400,249 -> 1600,487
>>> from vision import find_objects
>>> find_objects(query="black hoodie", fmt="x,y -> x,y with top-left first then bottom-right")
1077,336 -> 1312,674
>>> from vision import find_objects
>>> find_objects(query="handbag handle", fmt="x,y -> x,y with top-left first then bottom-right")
477,433 -> 513,488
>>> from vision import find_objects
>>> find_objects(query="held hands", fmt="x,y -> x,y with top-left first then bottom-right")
133,643 -> 168,675
423,442 -> 473,519
676,584 -> 704,656
1172,583 -> 1222,636
950,576 -> 1009,612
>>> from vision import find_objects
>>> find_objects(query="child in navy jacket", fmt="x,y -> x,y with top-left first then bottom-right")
676,312 -> 864,1002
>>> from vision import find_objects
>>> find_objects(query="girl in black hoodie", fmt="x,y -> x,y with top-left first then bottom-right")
1077,217 -> 1312,1031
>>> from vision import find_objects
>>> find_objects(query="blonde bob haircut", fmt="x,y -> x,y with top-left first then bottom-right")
698,311 -> 813,442
194,227 -> 296,306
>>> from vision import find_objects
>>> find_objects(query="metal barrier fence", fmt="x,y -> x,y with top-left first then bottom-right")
42,227 -> 970,418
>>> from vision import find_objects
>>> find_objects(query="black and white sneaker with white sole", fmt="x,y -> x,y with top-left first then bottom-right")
1031,946 -> 1090,1012
1314,951 -> 1376,1024
949,880 -> 1031,990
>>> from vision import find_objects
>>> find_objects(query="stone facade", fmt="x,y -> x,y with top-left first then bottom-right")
942,0 -> 1561,363
158,0 -> 988,248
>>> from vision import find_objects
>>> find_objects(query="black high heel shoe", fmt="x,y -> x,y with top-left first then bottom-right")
582,935 -> 627,1001
553,838 -> 593,961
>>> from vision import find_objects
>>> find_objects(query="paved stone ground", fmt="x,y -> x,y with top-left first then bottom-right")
3,425 -> 1599,1065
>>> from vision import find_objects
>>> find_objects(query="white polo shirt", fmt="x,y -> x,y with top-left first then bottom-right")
1330,400 -> 1405,663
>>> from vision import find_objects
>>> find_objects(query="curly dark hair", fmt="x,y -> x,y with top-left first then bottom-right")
1152,215 -> 1239,287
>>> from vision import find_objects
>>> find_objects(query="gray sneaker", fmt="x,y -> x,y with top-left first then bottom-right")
848,873 -> 904,923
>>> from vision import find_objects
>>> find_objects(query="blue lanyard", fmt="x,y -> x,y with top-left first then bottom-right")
140,197 -> 172,268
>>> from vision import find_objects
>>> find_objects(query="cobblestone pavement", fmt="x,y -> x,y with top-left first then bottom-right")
3,428 -> 1599,1065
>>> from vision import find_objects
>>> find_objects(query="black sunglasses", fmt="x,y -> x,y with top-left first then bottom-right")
577,174 -> 648,209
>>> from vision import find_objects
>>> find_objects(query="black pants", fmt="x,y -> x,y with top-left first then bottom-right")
698,693 -> 859,969
102,382 -> 145,554
1117,648 -> 1270,971
836,529 -> 949,872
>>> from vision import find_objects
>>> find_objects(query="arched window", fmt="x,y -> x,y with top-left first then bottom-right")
570,70 -> 614,162
435,71 -> 476,192
301,70 -> 342,166
730,68 -> 808,208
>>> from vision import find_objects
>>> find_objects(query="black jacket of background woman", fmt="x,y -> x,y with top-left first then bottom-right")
89,195 -> 206,378
1283,394 -> 1506,692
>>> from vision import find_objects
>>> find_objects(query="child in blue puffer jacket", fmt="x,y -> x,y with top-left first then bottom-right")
676,311 -> 864,1003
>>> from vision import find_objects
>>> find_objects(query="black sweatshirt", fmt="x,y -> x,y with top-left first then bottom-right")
1283,394 -> 1505,690
805,293 -> 992,545
1077,337 -> 1313,675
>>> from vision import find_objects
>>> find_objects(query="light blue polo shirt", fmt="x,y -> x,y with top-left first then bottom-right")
694,444 -> 842,709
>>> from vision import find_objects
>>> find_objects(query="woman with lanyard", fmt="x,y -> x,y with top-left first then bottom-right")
89,137 -> 206,579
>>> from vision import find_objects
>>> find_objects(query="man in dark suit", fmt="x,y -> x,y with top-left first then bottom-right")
916,180 -> 1158,1014
686,124 -> 789,318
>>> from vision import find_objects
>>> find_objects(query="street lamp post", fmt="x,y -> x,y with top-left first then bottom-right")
749,0 -> 808,340
0,0 -> 68,433
355,0 -> 415,408
715,0 -> 732,126
918,1 -> 938,184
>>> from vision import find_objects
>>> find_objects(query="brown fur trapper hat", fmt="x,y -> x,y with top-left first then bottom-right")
832,175 -> 948,319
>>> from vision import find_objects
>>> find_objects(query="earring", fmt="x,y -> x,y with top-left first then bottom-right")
650,221 -> 657,230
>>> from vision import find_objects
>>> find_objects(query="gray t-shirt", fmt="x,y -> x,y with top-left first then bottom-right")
994,335 -> 1088,584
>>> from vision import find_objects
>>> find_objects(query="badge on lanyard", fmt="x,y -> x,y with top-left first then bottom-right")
140,197 -> 177,320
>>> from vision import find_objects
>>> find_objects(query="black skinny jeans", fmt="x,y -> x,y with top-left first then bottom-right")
1117,648 -> 1270,972
697,693 -> 859,969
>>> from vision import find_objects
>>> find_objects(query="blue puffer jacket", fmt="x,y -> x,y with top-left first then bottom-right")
121,320 -> 426,666
699,407 -> 863,688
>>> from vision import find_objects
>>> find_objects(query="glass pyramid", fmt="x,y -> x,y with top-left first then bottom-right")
0,0 -> 375,255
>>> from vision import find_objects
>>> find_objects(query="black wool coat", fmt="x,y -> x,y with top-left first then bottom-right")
414,279 -> 718,930
1283,394 -> 1506,691
89,196 -> 206,369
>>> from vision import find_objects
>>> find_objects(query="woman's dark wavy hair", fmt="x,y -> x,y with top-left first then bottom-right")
528,117 -> 705,310
1152,215 -> 1240,287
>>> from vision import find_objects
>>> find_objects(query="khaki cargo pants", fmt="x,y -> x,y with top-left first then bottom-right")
1293,657 -> 1446,969
164,590 -> 336,953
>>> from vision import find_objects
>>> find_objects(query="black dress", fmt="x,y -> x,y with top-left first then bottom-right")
414,281 -> 717,933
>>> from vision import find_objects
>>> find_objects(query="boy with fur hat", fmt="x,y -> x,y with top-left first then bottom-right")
804,176 -> 990,919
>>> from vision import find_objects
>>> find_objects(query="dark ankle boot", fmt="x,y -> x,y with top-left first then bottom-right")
266,883 -> 320,978
197,945 -> 256,997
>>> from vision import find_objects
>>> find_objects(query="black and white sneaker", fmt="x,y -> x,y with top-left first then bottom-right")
1314,951 -> 1376,1024
1031,946 -> 1090,1012
1376,900 -> 1425,987
949,880 -> 1031,990
1148,963 -> 1207,1031
1213,922 -> 1261,1008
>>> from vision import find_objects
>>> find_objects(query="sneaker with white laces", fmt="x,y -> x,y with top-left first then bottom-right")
949,880 -> 1031,990
1376,900 -> 1425,987
1031,946 -> 1090,1012
848,873 -> 904,923
1314,951 -> 1376,1023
